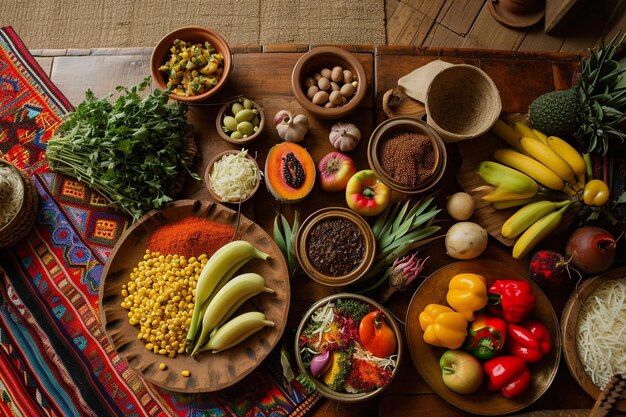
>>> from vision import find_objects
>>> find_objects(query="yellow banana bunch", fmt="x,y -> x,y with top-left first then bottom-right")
491,196 -> 542,210
186,240 -> 270,347
545,136 -> 586,189
501,200 -> 570,238
493,148 -> 566,192
512,202 -> 572,259
532,129 -> 548,143
519,137 -> 579,190
478,161 -> 539,202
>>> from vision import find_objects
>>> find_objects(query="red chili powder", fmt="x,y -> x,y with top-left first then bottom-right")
146,216 -> 234,258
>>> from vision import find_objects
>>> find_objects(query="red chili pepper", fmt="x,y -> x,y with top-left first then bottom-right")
506,320 -> 551,363
483,355 -> 531,398
487,280 -> 536,323
358,310 -> 397,358
462,314 -> 507,361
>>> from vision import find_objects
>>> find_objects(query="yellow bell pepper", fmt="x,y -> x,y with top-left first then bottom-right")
418,304 -> 468,349
446,273 -> 488,321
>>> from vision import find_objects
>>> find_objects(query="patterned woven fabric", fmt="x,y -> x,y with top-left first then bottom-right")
0,26 -> 319,417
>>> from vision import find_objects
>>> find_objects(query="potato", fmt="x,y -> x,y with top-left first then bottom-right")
343,70 -> 354,83
304,77 -> 316,88
340,82 -> 355,98
329,90 -> 343,105
307,85 -> 320,100
330,81 -> 340,91
320,68 -> 332,79
445,222 -> 487,260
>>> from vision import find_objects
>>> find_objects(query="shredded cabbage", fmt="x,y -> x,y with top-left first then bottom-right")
208,149 -> 261,201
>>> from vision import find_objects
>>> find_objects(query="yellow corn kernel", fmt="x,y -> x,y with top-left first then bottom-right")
181,370 -> 190,377
159,363 -> 167,370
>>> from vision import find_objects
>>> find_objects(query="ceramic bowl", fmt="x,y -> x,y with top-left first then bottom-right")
215,98 -> 265,145
405,260 -> 561,415
291,46 -> 367,120
368,117 -> 447,195
294,293 -> 403,402
150,26 -> 232,102
561,268 -> 626,412
295,207 -> 375,287
204,150 -> 261,204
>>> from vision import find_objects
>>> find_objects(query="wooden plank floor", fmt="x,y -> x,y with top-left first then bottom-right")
385,0 -> 625,53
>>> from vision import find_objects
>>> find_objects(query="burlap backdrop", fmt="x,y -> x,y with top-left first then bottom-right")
0,0 -> 386,48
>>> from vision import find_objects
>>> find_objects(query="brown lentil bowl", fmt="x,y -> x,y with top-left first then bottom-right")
368,117 -> 447,195
295,207 -> 375,287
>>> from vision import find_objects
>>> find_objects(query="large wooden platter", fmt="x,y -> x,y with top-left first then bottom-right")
99,199 -> 290,393
561,267 -> 626,412
405,260 -> 561,415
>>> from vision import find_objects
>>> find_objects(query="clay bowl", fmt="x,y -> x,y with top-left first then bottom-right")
405,260 -> 561,415
151,26 -> 232,102
215,98 -> 265,145
204,150 -> 261,204
561,267 -> 626,412
368,117 -> 447,195
294,293 -> 403,402
291,46 -> 367,120
295,207 -> 375,287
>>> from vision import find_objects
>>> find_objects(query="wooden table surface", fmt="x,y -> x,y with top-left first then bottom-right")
32,45 -> 615,417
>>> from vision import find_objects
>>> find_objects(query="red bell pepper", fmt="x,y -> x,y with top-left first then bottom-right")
462,314 -> 507,361
483,355 -> 531,398
506,320 -> 551,363
487,280 -> 536,323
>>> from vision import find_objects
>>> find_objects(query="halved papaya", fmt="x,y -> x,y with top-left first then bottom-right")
264,142 -> 315,202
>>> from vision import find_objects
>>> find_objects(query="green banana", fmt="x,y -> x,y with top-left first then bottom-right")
197,311 -> 275,354
478,161 -> 539,202
191,273 -> 274,355
512,202 -> 572,259
501,200 -> 570,238
186,240 -> 270,347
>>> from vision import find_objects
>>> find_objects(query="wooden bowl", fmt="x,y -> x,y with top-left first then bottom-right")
561,268 -> 626,412
295,207 -> 375,287
367,117 -> 447,195
150,26 -> 232,102
405,260 -> 561,415
215,98 -> 265,145
99,199 -> 290,393
294,293 -> 403,402
291,46 -> 367,120
204,150 -> 261,204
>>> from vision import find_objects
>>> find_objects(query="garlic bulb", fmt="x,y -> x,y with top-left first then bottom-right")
274,110 -> 309,143
329,122 -> 361,152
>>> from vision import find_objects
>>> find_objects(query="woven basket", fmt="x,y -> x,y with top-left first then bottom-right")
0,160 -> 39,249
425,64 -> 502,143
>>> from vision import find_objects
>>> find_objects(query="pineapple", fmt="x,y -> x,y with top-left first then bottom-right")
529,33 -> 626,155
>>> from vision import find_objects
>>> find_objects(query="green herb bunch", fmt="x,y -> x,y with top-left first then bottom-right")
46,78 -> 199,220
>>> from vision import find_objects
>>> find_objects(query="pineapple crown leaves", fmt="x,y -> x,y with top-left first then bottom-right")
575,31 -> 626,155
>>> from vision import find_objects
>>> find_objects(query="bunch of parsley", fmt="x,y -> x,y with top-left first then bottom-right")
46,78 -> 199,220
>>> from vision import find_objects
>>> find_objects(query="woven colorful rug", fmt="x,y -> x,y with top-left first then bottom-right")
0,26 -> 319,417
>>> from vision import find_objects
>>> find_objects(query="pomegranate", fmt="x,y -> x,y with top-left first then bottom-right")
529,250 -> 576,288
565,227 -> 616,275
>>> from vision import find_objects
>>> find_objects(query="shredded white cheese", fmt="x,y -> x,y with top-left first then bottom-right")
0,164 -> 24,227
208,149 -> 261,202
576,277 -> 626,389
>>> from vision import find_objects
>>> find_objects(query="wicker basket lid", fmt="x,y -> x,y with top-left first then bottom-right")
424,64 -> 502,143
